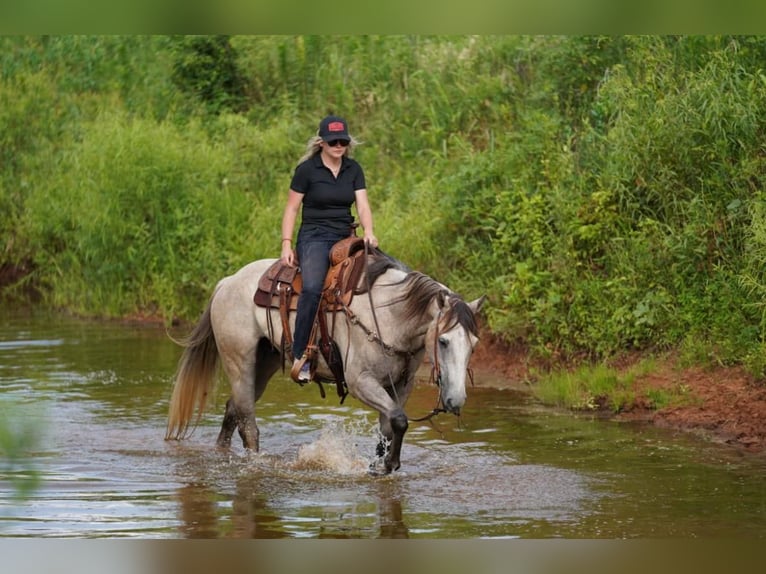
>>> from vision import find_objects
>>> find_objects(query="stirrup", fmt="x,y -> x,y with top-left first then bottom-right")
290,355 -> 311,385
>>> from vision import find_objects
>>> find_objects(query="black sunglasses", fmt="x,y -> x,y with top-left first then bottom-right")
327,139 -> 350,147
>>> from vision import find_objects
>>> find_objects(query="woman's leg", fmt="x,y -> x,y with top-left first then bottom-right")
292,240 -> 334,360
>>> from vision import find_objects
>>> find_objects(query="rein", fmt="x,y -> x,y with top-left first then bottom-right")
409,309 -> 447,423
337,241 -> 417,363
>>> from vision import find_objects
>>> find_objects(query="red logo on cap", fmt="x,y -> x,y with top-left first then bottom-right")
328,121 -> 345,132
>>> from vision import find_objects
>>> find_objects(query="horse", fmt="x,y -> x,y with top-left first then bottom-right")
165,250 -> 485,473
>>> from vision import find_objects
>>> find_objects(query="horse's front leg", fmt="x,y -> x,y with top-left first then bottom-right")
352,371 -> 410,474
380,370 -> 417,471
373,408 -> 408,473
384,408 -> 408,473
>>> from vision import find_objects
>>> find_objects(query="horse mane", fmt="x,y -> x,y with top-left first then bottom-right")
442,295 -> 480,336
363,248 -> 412,286
362,249 -> 478,335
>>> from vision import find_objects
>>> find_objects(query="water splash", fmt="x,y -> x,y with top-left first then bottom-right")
291,418 -> 377,475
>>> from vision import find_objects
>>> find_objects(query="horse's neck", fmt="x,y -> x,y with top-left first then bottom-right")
362,269 -> 436,352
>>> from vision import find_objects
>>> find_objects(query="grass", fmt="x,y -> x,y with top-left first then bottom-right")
530,356 -> 694,413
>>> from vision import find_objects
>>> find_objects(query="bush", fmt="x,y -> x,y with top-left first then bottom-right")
5,35 -> 766,369
23,111 -> 254,321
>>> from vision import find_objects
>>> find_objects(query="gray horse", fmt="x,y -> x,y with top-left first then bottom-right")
165,252 -> 484,473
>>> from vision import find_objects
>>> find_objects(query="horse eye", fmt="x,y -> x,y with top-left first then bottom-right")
438,336 -> 449,347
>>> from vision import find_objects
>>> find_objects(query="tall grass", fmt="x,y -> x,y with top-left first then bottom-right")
23,111 -> 261,320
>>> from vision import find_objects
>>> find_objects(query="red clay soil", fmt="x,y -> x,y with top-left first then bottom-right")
470,331 -> 766,454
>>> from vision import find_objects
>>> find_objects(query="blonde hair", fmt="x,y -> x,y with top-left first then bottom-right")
298,135 -> 361,163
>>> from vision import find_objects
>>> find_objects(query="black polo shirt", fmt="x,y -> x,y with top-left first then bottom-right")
290,153 -> 366,239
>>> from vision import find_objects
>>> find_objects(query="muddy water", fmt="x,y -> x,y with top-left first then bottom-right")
1,307 -> 765,538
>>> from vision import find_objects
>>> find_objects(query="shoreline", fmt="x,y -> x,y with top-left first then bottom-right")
469,331 -> 766,455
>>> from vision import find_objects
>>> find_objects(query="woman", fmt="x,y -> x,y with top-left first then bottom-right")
280,115 -> 378,381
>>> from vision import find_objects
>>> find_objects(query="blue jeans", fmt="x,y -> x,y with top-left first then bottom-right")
292,238 -> 339,360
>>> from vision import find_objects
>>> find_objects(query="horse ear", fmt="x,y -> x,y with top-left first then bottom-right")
468,295 -> 486,315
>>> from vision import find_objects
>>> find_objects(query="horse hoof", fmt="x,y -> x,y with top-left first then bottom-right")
368,458 -> 392,476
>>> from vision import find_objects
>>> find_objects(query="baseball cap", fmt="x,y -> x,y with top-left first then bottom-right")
318,115 -> 350,142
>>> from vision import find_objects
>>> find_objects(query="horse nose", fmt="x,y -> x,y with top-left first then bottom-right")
445,398 -> 461,416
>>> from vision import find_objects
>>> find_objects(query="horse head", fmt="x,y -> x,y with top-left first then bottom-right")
425,292 -> 486,415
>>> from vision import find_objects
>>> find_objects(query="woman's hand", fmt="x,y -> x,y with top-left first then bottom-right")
354,189 -> 378,249
364,233 -> 378,249
281,241 -> 296,266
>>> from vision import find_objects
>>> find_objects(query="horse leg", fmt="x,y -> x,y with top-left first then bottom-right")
217,338 -> 281,451
376,372 -> 416,469
385,409 -> 408,473
353,372 -> 409,473
215,339 -> 260,450
216,398 -> 239,448
241,339 -> 281,448
376,409 -> 407,473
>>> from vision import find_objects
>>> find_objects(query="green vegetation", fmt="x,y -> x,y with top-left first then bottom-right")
532,357 -> 695,412
3,35 -> 766,409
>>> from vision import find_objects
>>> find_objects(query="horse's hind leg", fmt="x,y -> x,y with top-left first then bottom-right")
217,398 -> 239,448
217,338 -> 281,451
216,341 -> 259,450
241,339 -> 281,448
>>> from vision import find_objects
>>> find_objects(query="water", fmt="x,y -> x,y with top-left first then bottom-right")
1,307 -> 765,538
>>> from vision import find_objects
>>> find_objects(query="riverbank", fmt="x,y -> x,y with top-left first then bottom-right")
471,332 -> 766,455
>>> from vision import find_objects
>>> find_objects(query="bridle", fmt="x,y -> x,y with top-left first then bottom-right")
410,309 -> 476,424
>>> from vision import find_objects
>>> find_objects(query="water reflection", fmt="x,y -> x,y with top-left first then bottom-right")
174,471 -> 410,539
375,483 -> 409,539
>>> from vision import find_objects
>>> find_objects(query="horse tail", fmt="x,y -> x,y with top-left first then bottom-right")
165,297 -> 219,440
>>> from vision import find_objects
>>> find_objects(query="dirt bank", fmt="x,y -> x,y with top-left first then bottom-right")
471,332 -> 766,454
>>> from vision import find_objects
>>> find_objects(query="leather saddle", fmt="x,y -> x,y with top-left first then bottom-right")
253,235 -> 367,311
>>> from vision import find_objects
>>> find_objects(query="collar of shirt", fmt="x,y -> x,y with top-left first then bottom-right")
311,153 -> 348,174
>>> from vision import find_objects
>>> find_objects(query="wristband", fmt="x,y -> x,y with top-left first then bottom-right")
282,238 -> 292,242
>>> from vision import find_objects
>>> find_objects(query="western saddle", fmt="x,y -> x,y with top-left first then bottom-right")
252,235 -> 369,400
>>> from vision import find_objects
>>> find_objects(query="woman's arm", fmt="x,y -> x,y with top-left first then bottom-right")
355,188 -> 378,248
281,190 -> 303,265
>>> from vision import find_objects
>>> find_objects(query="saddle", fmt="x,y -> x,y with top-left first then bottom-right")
253,235 -> 367,312
252,236 -> 369,398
